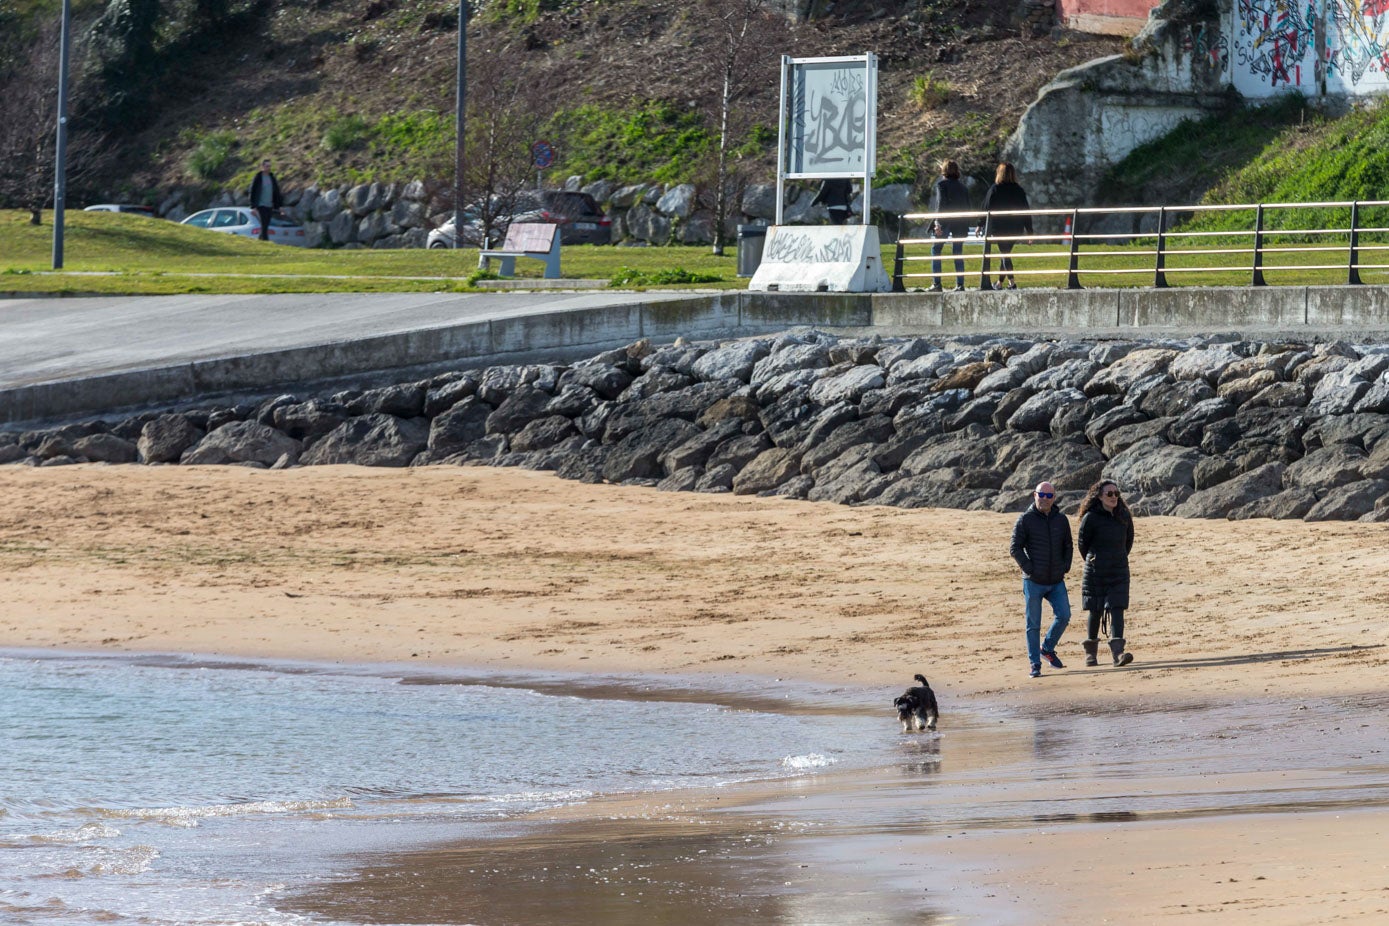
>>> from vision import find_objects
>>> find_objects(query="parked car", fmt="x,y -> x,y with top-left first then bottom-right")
428,191 -> 613,249
180,207 -> 309,246
523,190 -> 612,245
84,204 -> 157,217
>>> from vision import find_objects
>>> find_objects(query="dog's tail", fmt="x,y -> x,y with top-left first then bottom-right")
914,673 -> 928,686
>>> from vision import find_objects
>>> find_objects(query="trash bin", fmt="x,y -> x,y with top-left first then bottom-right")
736,224 -> 768,277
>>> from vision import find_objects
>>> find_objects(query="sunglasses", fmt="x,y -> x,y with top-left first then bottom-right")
1103,490 -> 1121,498
1035,492 -> 1055,499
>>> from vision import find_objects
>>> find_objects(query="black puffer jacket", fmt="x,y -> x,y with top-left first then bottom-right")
1078,507 -> 1134,611
1009,505 -> 1073,585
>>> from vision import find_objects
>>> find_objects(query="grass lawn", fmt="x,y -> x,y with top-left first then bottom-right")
0,210 -> 744,295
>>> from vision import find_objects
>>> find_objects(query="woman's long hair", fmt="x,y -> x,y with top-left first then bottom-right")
1078,479 -> 1131,522
940,159 -> 961,179
995,162 -> 1017,184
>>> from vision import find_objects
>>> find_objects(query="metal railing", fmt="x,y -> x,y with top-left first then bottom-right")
892,200 -> 1389,291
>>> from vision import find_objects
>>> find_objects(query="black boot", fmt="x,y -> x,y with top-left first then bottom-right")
1109,637 -> 1133,667
1082,639 -> 1099,667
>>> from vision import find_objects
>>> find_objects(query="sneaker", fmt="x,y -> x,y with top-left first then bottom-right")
1040,649 -> 1065,669
927,284 -> 943,293
1006,281 -> 1018,290
952,284 -> 966,292
1029,664 -> 1042,678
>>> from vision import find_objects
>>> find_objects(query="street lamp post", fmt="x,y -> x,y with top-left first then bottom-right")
53,0 -> 72,270
452,0 -> 467,249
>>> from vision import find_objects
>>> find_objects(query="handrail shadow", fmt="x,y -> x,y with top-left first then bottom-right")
1078,643 -> 1382,673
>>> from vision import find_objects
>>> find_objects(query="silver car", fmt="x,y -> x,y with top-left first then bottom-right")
181,206 -> 310,246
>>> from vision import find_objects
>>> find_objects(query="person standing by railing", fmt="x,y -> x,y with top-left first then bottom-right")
928,159 -> 971,292
981,162 -> 1033,290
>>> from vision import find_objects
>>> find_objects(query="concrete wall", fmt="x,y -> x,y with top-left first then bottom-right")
10,287 -> 1389,426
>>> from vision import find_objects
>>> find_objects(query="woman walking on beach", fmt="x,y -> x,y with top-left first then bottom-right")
1078,479 -> 1135,667
981,162 -> 1032,290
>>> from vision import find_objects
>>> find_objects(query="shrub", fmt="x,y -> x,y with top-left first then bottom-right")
186,131 -> 236,180
909,73 -> 950,109
321,115 -> 371,152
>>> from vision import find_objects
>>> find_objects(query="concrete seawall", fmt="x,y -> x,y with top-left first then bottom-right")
4,286 -> 1389,426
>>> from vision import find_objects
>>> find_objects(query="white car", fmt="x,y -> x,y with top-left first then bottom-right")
181,206 -> 309,246
84,204 -> 157,217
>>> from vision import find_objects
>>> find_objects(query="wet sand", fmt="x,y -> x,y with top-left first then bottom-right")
2,464 -> 1388,923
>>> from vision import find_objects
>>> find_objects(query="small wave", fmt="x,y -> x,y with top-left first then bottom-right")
88,844 -> 159,876
781,753 -> 836,770
0,821 -> 121,845
101,797 -> 353,826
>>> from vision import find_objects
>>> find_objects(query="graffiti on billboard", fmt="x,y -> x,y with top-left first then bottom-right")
1231,0 -> 1389,91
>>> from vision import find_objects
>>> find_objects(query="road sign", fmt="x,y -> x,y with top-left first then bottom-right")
531,140 -> 555,169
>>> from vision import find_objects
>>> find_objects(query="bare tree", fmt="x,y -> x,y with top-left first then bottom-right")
447,39 -> 553,246
0,22 -> 107,223
693,0 -> 782,254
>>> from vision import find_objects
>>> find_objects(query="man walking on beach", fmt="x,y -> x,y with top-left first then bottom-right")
1009,481 -> 1073,678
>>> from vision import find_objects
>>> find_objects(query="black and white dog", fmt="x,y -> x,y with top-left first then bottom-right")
893,673 -> 939,733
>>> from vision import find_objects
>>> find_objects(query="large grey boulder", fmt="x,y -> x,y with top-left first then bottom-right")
273,399 -> 349,441
300,414 -> 428,467
1282,444 -> 1370,491
182,421 -> 301,466
805,444 -> 890,504
511,416 -> 579,453
72,433 -> 138,464
800,415 -> 894,475
1171,462 -> 1288,518
1137,379 -> 1217,418
658,419 -> 743,474
603,382 -> 739,442
707,433 -> 773,471
1303,480 -> 1389,521
690,340 -> 771,383
1084,348 -> 1178,396
428,396 -> 492,456
423,375 -> 480,417
1169,345 -> 1243,384
1228,487 -> 1320,521
1167,397 -> 1236,447
620,368 -> 694,402
1083,404 -> 1148,448
1101,417 -> 1172,459
808,365 -> 885,405
1000,438 -> 1106,491
486,385 -> 555,435
1005,388 -> 1085,432
732,447 -> 803,495
1024,359 -> 1101,393
750,343 -> 831,385
139,415 -> 205,464
1307,370 -> 1373,417
566,363 -> 634,400
601,418 -> 702,482
1105,436 -> 1200,493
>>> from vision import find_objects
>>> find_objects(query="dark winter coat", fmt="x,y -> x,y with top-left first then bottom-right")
1009,505 -> 1073,586
249,171 -> 283,210
812,178 -> 852,212
1078,507 -> 1134,611
928,177 -> 971,236
981,181 -> 1032,237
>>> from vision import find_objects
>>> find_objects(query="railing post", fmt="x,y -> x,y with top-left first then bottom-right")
979,213 -> 993,291
1066,209 -> 1082,290
1251,203 -> 1266,287
892,239 -> 906,293
1348,201 -> 1362,286
1153,207 -> 1168,288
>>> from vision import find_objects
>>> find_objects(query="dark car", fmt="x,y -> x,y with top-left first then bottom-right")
519,190 -> 612,245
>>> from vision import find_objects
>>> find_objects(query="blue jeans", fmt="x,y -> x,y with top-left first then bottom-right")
931,224 -> 966,288
1023,578 -> 1071,667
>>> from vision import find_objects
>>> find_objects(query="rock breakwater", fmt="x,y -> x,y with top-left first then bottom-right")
9,331 -> 1389,522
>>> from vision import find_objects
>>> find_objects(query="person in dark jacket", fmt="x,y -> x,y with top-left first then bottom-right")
812,178 -> 853,225
1077,479 -> 1135,667
247,159 -> 283,242
980,162 -> 1032,291
1009,482 -> 1073,678
927,159 -> 971,292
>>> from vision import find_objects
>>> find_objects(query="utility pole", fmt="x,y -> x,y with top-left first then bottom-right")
52,0 -> 72,269
452,0 -> 467,249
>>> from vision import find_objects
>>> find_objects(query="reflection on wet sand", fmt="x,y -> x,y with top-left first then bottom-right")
288,691 -> 1388,924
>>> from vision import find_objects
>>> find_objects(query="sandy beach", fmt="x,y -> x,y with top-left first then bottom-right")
3,463 -> 1387,923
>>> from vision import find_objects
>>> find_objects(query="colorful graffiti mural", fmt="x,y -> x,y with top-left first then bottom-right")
1230,0 -> 1389,95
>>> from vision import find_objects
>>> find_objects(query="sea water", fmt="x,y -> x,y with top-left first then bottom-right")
0,650 -> 891,925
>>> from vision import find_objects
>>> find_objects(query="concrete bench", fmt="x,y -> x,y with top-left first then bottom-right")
478,222 -> 561,279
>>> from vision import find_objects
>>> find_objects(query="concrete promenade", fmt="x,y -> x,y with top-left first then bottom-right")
4,285 -> 1389,425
